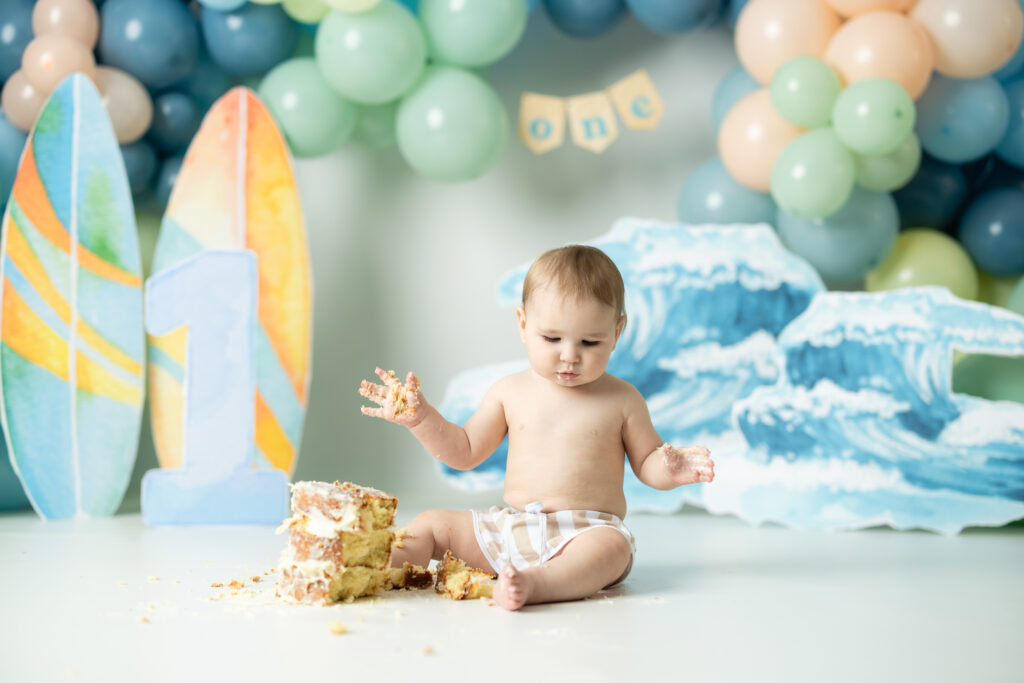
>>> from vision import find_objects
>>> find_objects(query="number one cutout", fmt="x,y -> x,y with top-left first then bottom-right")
142,250 -> 288,525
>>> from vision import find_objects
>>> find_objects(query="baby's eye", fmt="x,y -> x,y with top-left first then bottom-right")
543,336 -> 560,343
582,340 -> 600,347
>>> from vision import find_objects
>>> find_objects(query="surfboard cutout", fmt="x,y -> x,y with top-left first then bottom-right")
0,73 -> 144,519
148,87 -> 312,479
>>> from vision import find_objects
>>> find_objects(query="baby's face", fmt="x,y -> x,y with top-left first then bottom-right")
516,285 -> 623,388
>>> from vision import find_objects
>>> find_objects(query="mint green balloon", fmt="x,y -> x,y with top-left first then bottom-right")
833,78 -> 915,156
419,0 -> 527,67
353,101 -> 398,149
855,132 -> 921,192
770,56 -> 842,129
953,354 -> 1024,405
771,128 -> 856,218
1007,276 -> 1024,316
315,2 -> 426,104
259,58 -> 359,157
397,66 -> 508,181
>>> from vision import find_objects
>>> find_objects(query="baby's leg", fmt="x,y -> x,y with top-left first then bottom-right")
493,527 -> 632,610
391,509 -> 491,571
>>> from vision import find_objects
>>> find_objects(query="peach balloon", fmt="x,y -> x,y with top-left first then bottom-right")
735,0 -> 841,84
911,0 -> 1024,78
21,34 -> 96,96
718,88 -> 803,192
824,0 -> 915,16
94,67 -> 153,144
1,70 -> 47,132
32,0 -> 101,48
825,11 -> 934,99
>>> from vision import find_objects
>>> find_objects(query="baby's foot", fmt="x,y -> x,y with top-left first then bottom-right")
493,565 -> 531,611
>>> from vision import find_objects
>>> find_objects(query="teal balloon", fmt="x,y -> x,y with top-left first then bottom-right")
259,57 -> 359,158
677,157 -> 776,225
1007,276 -> 1024,315
770,56 -> 841,129
777,187 -> 899,284
833,78 -> 915,156
315,2 -> 426,104
855,133 -> 922,192
953,354 -> 1024,405
353,101 -> 399,149
420,0 -> 527,67
712,66 -> 759,132
771,128 -> 856,218
397,66 -> 508,181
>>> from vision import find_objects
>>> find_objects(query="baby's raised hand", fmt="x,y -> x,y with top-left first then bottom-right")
661,444 -> 714,485
358,368 -> 424,427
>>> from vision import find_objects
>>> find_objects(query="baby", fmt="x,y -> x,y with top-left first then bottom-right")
359,245 -> 714,610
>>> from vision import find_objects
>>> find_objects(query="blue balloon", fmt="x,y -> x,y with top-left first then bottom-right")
916,75 -> 1010,164
168,48 -> 234,111
155,155 -> 183,208
712,65 -> 759,132
777,187 -> 899,284
120,140 -> 158,196
0,0 -> 33,83
544,0 -> 627,38
624,0 -> 724,34
727,0 -> 750,27
100,0 -> 200,89
970,154 -> 1024,195
996,78 -> 1024,168
148,92 -> 202,154
201,3 -> 299,78
892,154 -> 967,231
958,188 -> 1024,276
677,157 -> 776,226
994,0 -> 1024,81
0,443 -> 29,511
0,111 -> 27,212
198,0 -> 247,9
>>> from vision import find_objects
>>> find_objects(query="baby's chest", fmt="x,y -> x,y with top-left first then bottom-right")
506,396 -> 622,443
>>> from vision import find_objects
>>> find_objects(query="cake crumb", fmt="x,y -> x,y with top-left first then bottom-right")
139,616 -> 150,624
228,579 -> 243,589
117,580 -> 127,586
147,576 -> 159,582
423,646 -> 434,655
329,621 -> 347,635
250,576 -> 261,583
210,582 -> 224,588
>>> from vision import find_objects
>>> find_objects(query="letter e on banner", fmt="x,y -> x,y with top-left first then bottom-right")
608,69 -> 663,131
567,92 -> 618,153
519,93 -> 566,155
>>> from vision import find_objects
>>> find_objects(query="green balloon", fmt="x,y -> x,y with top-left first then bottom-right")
855,132 -> 922,192
977,271 -> 1021,307
865,228 -> 979,301
771,127 -> 856,218
770,56 -> 842,129
953,354 -> 1024,405
259,58 -> 359,157
396,66 -> 508,181
315,2 -> 426,104
353,101 -> 398,149
833,78 -> 916,156
420,0 -> 527,67
1007,275 -> 1024,316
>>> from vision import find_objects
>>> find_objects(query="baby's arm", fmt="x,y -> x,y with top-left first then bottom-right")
359,368 -> 508,471
622,386 -> 715,490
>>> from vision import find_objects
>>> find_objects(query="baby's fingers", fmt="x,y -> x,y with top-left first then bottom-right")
358,380 -> 387,402
360,405 -> 385,419
375,367 -> 400,387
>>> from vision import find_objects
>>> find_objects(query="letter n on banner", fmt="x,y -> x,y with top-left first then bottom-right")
567,92 -> 618,153
608,69 -> 663,131
519,93 -> 566,154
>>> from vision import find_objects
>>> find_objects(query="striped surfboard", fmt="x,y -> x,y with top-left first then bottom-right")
0,74 -> 144,519
148,87 -> 312,478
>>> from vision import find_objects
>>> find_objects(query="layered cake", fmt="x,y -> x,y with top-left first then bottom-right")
276,481 -> 431,604
435,550 -> 496,600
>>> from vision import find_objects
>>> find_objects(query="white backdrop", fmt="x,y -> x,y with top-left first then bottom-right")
125,11 -> 738,510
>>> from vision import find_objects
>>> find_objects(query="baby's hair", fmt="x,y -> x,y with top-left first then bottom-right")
522,245 -> 626,323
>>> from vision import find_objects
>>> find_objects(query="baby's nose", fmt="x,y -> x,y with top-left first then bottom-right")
560,344 -> 580,362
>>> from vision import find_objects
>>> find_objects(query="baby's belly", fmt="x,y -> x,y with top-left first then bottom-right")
503,460 -> 627,518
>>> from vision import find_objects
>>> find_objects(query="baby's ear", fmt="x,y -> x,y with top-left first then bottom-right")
615,314 -> 626,339
515,306 -> 528,340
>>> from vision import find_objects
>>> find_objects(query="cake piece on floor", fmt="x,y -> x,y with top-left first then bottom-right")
387,562 -> 435,590
435,550 -> 496,600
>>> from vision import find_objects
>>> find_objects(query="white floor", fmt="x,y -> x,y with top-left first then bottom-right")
1,503 -> 1021,683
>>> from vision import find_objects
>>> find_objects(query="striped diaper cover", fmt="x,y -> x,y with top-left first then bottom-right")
471,501 -> 636,585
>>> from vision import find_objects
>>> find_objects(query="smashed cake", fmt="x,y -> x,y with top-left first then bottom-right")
435,550 -> 496,600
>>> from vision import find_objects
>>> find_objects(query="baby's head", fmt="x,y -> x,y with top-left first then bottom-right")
518,245 -> 626,387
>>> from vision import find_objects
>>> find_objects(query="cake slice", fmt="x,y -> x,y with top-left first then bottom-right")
288,480 -> 397,534
386,562 -> 435,590
434,550 -> 496,600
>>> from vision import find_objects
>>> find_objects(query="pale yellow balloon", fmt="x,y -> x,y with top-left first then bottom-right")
824,0 -> 915,17
824,11 -> 934,99
322,0 -> 382,12
94,66 -> 153,144
911,0 -> 1024,78
21,34 -> 96,96
32,0 -> 100,48
718,88 -> 804,192
283,0 -> 330,23
735,0 -> 841,84
1,70 -> 46,132
865,228 -> 978,301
